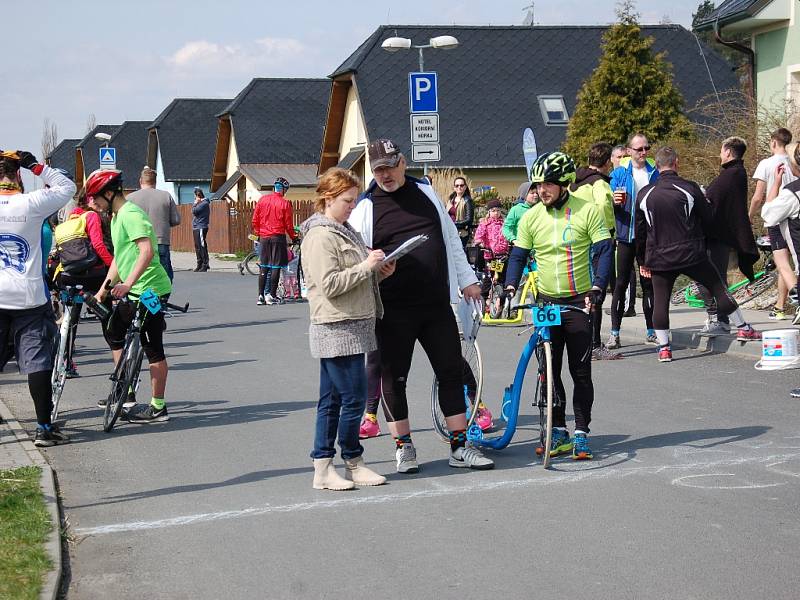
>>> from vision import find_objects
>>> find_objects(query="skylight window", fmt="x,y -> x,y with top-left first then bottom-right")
538,95 -> 569,126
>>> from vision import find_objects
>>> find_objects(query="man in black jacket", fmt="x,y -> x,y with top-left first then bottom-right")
635,147 -> 761,362
696,137 -> 758,334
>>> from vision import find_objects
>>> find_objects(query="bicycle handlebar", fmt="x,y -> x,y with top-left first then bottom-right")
512,302 -> 590,315
103,282 -> 190,313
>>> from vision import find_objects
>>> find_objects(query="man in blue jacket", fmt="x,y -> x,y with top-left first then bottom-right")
606,133 -> 658,349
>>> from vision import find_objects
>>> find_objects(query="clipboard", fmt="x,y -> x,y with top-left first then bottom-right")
382,234 -> 429,262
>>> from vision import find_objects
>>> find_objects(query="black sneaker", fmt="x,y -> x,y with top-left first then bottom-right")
34,425 -> 70,447
124,403 -> 169,423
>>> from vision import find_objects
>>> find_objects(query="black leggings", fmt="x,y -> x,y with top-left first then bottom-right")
651,260 -> 739,331
365,349 -> 382,416
540,295 -> 594,433
376,303 -> 465,422
611,241 -> 653,330
258,268 -> 281,298
696,240 -> 731,324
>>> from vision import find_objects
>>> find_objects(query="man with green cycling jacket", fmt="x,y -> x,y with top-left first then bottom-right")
505,152 -> 613,460
91,168 -> 173,424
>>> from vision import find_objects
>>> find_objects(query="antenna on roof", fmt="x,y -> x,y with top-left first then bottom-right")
522,2 -> 535,26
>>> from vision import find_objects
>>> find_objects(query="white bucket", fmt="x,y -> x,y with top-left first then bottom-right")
755,329 -> 800,370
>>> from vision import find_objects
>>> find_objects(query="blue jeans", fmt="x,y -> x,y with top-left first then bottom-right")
158,244 -> 174,282
311,354 -> 366,460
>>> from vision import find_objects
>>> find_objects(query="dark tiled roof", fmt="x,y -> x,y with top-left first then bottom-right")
78,125 -> 121,174
46,138 -> 80,177
693,0 -> 763,30
219,78 -> 331,164
149,98 -> 231,182
108,121 -> 150,187
332,25 -> 739,168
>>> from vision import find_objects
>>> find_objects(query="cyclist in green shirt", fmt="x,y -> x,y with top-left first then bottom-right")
505,152 -> 613,460
90,169 -> 173,423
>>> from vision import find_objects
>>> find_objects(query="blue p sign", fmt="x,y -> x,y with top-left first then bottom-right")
409,72 -> 438,113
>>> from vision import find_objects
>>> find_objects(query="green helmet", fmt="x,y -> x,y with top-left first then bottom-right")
530,151 -> 576,186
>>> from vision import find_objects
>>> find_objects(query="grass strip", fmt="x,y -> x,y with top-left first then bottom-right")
0,466 -> 52,600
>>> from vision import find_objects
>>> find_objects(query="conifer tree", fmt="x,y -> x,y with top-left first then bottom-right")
563,0 -> 693,162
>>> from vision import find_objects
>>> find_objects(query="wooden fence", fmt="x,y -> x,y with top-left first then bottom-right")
171,199 -> 316,253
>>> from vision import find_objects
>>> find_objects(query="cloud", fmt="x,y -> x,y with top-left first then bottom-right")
166,37 -> 310,77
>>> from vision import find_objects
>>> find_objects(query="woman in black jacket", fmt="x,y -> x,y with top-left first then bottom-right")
447,176 -> 474,247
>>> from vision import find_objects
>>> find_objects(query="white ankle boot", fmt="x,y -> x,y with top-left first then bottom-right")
343,456 -> 386,486
312,458 -> 355,491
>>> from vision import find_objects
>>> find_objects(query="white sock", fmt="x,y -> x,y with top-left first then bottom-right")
728,308 -> 747,328
574,429 -> 587,435
655,329 -> 670,346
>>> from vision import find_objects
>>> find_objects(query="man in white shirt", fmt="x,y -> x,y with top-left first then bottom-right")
750,128 -> 798,320
0,151 -> 76,446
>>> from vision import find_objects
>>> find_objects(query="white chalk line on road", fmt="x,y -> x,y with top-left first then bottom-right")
74,451 -> 800,537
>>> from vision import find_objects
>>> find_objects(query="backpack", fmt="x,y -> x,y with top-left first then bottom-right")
54,212 -> 99,274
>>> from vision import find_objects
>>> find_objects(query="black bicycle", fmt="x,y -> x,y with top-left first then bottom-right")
103,287 -> 189,432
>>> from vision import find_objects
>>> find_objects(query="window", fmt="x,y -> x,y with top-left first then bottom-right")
537,95 -> 569,126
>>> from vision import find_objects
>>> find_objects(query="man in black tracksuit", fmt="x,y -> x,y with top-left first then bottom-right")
635,147 -> 761,362
695,137 -> 758,332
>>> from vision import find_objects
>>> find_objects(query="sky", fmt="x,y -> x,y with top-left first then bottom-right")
3,0 -> 706,170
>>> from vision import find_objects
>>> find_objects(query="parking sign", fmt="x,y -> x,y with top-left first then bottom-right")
409,72 -> 438,113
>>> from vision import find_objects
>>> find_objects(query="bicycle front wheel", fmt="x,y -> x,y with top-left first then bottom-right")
244,252 -> 260,276
670,284 -> 690,305
731,271 -> 777,306
104,335 -> 140,432
431,338 -> 483,443
50,328 -> 70,422
534,341 -> 555,468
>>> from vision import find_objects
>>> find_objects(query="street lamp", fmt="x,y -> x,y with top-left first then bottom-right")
381,35 -> 459,71
94,132 -> 111,147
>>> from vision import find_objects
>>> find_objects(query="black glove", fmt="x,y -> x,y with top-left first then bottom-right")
586,287 -> 603,308
16,151 -> 39,171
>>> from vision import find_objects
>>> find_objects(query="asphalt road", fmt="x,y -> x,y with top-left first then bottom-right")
2,269 -> 800,599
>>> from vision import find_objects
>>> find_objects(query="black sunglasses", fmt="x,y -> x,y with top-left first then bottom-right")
630,145 -> 651,152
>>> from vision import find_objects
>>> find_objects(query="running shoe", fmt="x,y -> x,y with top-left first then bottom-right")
658,346 -> 673,362
34,425 -> 69,447
791,388 -> 800,398
395,442 -> 419,474
535,428 -> 573,457
605,333 -> 621,349
264,294 -> 276,306
257,295 -> 266,306
736,326 -> 762,342
769,307 -> 788,320
124,404 -> 169,423
592,346 -> 623,360
449,444 -> 494,470
65,362 -> 80,378
572,433 -> 593,460
699,320 -> 730,336
623,307 -> 636,318
475,406 -> 493,431
358,415 -> 381,439
793,311 -> 800,326
645,333 -> 659,345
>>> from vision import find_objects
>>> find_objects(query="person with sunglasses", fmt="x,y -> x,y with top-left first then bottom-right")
447,177 -> 474,247
606,133 -> 658,350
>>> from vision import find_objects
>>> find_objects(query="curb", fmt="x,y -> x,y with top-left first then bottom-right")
0,400 -> 62,600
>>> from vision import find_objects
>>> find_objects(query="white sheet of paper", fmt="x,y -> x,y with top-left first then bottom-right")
457,296 -> 483,343
382,234 -> 429,262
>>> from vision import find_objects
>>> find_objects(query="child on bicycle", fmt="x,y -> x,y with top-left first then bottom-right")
473,199 -> 510,300
90,169 -> 174,423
